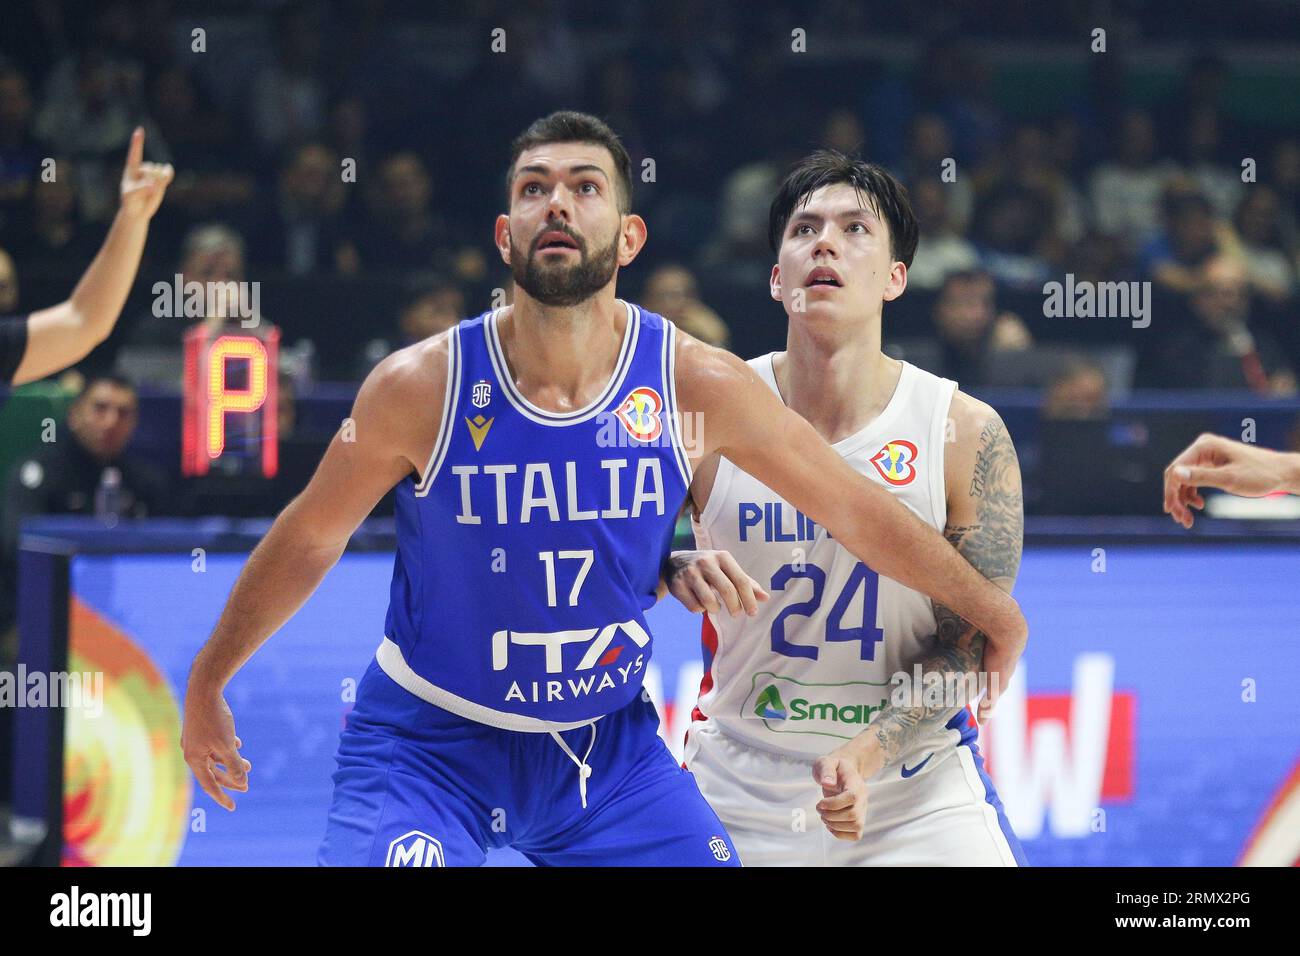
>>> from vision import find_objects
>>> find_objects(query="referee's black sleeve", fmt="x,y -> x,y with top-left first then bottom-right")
0,314 -> 29,385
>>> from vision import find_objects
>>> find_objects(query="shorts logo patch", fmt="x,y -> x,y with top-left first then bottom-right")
614,386 -> 664,442
709,836 -> 732,862
385,830 -> 445,867
869,439 -> 919,486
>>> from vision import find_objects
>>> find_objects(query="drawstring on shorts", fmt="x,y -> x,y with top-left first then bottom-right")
548,722 -> 599,809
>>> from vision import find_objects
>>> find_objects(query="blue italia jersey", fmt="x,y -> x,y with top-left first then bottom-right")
377,302 -> 693,730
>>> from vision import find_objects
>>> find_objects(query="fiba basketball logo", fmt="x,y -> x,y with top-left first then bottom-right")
385,830 -> 445,867
472,380 -> 492,409
709,836 -> 732,862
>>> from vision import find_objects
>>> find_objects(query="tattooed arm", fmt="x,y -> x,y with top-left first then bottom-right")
812,393 -> 1023,839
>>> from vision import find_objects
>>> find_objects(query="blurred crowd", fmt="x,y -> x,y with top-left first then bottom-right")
0,0 -> 1295,397
0,0 -> 1297,541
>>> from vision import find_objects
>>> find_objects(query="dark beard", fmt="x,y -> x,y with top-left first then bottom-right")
512,227 -> 619,307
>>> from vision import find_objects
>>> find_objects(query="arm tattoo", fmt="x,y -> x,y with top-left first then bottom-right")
870,416 -> 1023,765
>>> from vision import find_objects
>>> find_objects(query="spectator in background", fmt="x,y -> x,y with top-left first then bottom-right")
0,63 -> 43,239
1048,113 -> 1087,183
34,48 -> 170,225
348,151 -> 483,281
0,246 -> 17,314
2,374 -> 169,563
930,269 -> 1032,387
1089,109 -> 1177,249
1042,357 -> 1109,420
908,177 -> 979,292
354,273 -> 465,378
249,2 -> 328,161
122,223 -> 279,375
1233,187 -> 1296,304
1067,228 -> 1138,288
9,157 -> 105,273
395,274 -> 464,345
326,94 -> 369,191
1139,253 -> 1295,393
1180,104 -> 1243,220
642,264 -> 731,349
903,113 -> 973,233
1140,183 -> 1237,295
977,122 -> 1086,251
251,142 -> 350,275
700,162 -> 779,289
972,184 -> 1054,291
1272,139 -> 1300,240
147,65 -> 254,225
913,37 -> 1002,167
820,108 -> 867,157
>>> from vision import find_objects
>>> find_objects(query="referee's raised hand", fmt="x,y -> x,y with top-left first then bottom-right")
119,126 -> 174,221
3,127 -> 175,386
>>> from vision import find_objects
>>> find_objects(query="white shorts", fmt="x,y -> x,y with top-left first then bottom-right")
683,720 -> 1025,866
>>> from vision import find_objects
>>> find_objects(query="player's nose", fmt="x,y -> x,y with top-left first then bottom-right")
812,227 -> 841,258
544,185 -> 575,221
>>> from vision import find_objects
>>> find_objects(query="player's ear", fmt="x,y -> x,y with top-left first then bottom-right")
770,262 -> 783,303
618,214 -> 648,266
494,214 -> 513,265
882,260 -> 907,303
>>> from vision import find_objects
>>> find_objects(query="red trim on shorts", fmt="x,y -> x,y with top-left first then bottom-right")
682,615 -> 720,760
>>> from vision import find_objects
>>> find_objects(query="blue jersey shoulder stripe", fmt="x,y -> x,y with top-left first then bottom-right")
658,317 -> 692,487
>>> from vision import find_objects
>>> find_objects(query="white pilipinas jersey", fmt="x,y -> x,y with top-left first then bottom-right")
691,354 -> 958,759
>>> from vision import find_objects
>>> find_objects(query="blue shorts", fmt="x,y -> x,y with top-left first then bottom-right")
318,658 -> 740,866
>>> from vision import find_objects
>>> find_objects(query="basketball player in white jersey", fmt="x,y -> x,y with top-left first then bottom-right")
673,151 -> 1028,865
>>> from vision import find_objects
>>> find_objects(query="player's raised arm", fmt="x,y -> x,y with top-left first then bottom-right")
12,128 -> 174,385
181,334 -> 449,810
676,336 -> 1027,670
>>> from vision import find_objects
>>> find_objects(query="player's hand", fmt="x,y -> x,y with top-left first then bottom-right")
119,127 -> 174,221
181,686 -> 251,811
1164,433 -> 1296,528
811,750 -> 874,841
664,549 -> 769,616
978,608 -> 1026,722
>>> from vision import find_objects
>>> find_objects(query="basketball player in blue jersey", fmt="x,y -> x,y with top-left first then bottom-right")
673,151 -> 1027,864
181,113 -> 1027,866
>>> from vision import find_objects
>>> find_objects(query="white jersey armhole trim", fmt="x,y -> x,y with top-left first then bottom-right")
695,455 -> 735,530
414,327 -> 462,497
929,377 -> 958,530
695,351 -> 775,531
661,318 -> 693,487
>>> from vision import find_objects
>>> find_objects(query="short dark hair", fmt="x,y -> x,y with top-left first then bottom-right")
768,149 -> 919,267
76,373 -> 137,401
506,111 -> 634,213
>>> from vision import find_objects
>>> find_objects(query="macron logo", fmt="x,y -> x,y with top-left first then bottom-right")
50,886 -> 151,936
386,830 -> 445,867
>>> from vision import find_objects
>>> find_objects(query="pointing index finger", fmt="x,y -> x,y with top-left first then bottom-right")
125,126 -> 144,176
